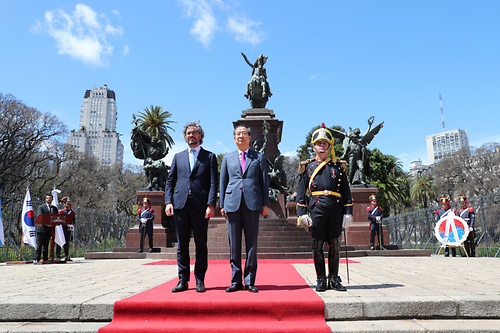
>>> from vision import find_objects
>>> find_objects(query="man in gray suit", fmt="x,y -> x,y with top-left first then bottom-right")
220,124 -> 269,293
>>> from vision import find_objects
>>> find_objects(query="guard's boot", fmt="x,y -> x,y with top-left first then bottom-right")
137,232 -> 145,253
148,234 -> 154,253
316,276 -> 328,292
370,243 -> 375,251
380,235 -> 387,250
329,276 -> 347,291
451,248 -> 457,257
312,238 -> 326,291
327,238 -> 340,289
444,248 -> 450,257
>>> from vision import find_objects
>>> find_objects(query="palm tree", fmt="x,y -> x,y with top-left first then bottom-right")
135,105 -> 176,148
410,175 -> 437,208
366,150 -> 410,215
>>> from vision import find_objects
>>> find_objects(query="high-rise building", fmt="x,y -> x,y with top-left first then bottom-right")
66,84 -> 124,165
426,129 -> 469,165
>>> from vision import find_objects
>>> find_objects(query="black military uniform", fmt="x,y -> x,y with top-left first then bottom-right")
367,194 -> 385,250
137,196 -> 155,253
296,124 -> 353,292
56,196 -> 75,261
456,194 -> 475,257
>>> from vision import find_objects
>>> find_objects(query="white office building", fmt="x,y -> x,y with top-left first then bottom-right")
426,129 -> 469,165
66,84 -> 124,165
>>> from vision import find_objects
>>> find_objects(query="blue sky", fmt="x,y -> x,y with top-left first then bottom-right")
1,0 -> 499,171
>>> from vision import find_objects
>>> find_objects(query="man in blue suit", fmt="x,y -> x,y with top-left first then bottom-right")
165,122 -> 218,293
220,124 -> 269,293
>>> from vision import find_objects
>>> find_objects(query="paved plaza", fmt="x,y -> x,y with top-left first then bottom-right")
1,255 -> 499,332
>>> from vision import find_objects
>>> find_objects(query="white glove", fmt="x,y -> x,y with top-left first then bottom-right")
376,216 -> 381,222
140,218 -> 147,224
298,214 -> 312,227
469,227 -> 473,232
342,214 -> 353,229
67,225 -> 74,231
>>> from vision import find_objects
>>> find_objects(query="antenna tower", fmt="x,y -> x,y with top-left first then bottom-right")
439,93 -> 445,132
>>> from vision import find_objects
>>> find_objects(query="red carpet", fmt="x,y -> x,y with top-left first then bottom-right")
99,262 -> 331,333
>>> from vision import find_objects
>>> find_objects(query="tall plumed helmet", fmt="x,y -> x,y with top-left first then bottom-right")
143,196 -> 150,204
440,195 -> 449,204
311,123 -> 333,145
311,123 -> 337,159
369,194 -> 377,202
458,193 -> 469,207
61,195 -> 71,204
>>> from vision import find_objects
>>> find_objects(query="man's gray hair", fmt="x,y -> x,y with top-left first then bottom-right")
183,122 -> 204,144
233,124 -> 251,136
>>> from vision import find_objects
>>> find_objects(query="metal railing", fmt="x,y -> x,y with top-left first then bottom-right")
383,193 -> 500,257
0,191 -> 136,262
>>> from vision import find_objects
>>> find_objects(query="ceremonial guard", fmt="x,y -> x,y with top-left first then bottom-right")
56,196 -> 75,261
367,194 -> 386,250
436,195 -> 456,257
296,124 -> 353,292
456,194 -> 475,257
137,196 -> 154,253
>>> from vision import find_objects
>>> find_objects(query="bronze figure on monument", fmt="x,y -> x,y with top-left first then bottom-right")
330,117 -> 384,187
241,52 -> 272,109
130,115 -> 170,191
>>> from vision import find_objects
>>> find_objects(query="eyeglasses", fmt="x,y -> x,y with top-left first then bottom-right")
235,131 -> 248,136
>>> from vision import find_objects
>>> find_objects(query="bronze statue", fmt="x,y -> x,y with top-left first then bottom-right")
251,121 -> 286,200
130,115 -> 170,191
242,52 -> 272,108
331,117 -> 384,186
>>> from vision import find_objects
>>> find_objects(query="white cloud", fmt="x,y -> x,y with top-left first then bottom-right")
470,135 -> 500,147
216,140 -> 232,153
397,150 -> 428,172
283,150 -> 297,157
123,45 -> 130,56
33,4 -> 123,67
311,74 -> 320,81
178,0 -> 265,47
226,16 -> 265,46
179,0 -> 218,48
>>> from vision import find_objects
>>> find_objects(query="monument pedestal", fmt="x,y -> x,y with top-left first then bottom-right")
125,190 -> 176,249
344,187 -> 389,246
234,108 -> 283,164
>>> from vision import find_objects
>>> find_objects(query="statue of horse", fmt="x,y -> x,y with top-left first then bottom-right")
242,53 -> 272,109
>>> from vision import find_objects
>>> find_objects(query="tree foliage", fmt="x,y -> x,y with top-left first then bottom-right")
409,174 -> 437,209
0,93 -> 67,192
427,143 -> 500,201
135,105 -> 176,148
366,148 -> 410,215
282,156 -> 301,194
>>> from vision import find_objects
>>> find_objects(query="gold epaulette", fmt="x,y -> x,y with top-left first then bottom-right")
297,159 -> 314,174
340,160 -> 348,174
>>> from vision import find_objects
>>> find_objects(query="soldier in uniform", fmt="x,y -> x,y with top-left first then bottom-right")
367,194 -> 386,250
436,195 -> 456,257
56,196 -> 75,261
137,196 -> 155,253
296,124 -> 353,292
456,194 -> 475,257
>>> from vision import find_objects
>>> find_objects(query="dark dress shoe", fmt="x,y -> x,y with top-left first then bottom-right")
172,280 -> 188,292
137,249 -> 143,253
245,285 -> 258,293
329,276 -> 347,292
196,281 -> 207,293
226,284 -> 243,293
